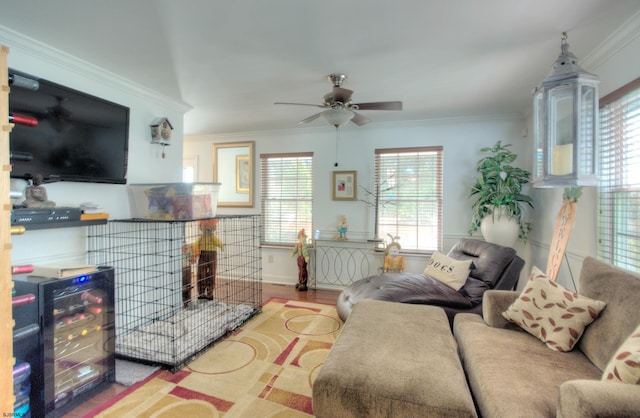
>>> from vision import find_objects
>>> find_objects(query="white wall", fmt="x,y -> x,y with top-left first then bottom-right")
1,26 -> 191,265
186,12 -> 640,288
525,13 -> 640,290
5,10 -> 638,284
185,115 -> 530,285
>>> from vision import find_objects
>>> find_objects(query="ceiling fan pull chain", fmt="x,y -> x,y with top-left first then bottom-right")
334,126 -> 340,167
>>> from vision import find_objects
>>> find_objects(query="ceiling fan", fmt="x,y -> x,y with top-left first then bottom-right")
275,74 -> 403,127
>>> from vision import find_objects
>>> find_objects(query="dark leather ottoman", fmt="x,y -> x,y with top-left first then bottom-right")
312,299 -> 477,418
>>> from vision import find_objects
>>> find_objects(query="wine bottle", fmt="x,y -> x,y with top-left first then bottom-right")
81,291 -> 102,304
13,324 -> 40,342
53,303 -> 86,318
10,151 -> 33,162
8,73 -> 39,91
11,264 -> 34,275
12,294 -> 35,307
11,226 -> 26,235
9,113 -> 38,127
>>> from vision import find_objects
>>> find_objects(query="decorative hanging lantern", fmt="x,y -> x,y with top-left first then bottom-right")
532,32 -> 599,188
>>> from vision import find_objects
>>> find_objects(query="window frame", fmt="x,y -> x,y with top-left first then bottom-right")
374,146 -> 443,253
260,152 -> 314,247
597,77 -> 640,273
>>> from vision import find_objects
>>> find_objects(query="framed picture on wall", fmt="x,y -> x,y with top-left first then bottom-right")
332,171 -> 357,201
213,141 -> 254,207
236,155 -> 250,193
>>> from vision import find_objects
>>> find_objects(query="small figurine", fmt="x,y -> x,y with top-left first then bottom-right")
383,234 -> 404,273
337,215 -> 348,240
291,228 -> 309,291
23,174 -> 55,208
191,219 -> 223,299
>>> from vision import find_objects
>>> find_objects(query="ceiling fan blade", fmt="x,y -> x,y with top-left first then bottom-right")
274,102 -> 325,108
332,87 -> 353,103
297,112 -> 323,125
350,112 -> 371,126
354,101 -> 403,111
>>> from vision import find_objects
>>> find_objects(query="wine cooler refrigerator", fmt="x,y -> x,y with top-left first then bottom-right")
13,267 -> 115,417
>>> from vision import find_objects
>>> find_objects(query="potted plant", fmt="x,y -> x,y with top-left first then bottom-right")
468,141 -> 534,245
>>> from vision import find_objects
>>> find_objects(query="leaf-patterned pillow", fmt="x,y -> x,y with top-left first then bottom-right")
602,324 -> 640,384
502,266 -> 606,352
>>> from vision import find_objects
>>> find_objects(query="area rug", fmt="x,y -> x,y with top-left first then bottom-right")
86,298 -> 341,417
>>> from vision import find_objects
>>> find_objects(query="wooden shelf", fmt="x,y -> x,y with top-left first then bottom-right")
1,43 -> 14,413
12,219 -> 108,231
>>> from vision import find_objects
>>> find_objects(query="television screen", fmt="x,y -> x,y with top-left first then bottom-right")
9,69 -> 130,184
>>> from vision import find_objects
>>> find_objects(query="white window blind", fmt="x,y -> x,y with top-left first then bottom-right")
598,78 -> 640,273
375,146 -> 443,252
261,152 -> 313,246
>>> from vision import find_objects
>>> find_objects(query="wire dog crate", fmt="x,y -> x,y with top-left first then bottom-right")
87,215 -> 262,371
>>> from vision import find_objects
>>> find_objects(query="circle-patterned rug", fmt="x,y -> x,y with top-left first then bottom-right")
89,298 -> 342,417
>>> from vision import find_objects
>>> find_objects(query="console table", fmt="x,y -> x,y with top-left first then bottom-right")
312,239 -> 383,289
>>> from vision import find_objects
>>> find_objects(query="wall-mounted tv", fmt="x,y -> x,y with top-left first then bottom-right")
9,68 -> 130,184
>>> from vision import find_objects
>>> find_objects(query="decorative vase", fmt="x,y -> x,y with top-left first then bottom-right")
480,206 -> 519,248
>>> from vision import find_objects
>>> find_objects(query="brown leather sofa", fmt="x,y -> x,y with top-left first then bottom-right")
336,238 -> 525,325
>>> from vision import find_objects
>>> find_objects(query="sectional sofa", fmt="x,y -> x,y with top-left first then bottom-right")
313,256 -> 640,417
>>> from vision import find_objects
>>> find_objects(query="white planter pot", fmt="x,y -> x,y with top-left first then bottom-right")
480,207 -> 519,248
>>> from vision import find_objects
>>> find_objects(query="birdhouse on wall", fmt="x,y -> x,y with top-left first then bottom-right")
150,117 -> 173,158
150,117 -> 173,145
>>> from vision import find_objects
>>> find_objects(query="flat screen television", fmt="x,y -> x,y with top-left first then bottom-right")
8,69 -> 130,184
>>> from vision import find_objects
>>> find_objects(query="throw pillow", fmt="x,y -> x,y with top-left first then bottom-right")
502,266 -> 606,352
602,324 -> 640,384
423,251 -> 472,291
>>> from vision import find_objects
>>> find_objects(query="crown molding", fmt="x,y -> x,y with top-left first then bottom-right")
187,112 -> 524,139
0,25 -> 192,113
581,9 -> 640,70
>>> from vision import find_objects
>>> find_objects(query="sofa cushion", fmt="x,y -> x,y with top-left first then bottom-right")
424,251 -> 473,290
558,379 -> 640,418
336,272 -> 474,321
459,277 -> 491,305
448,238 -> 517,287
454,313 -> 602,418
578,257 -> 640,371
502,266 -> 606,352
602,323 -> 640,384
315,301 -> 478,418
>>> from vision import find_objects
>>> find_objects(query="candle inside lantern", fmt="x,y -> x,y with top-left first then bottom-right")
552,143 -> 573,175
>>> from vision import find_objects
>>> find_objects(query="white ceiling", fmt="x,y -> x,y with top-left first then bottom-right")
1,0 -> 639,135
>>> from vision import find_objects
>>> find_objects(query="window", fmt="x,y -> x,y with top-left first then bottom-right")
375,147 -> 443,252
182,155 -> 198,182
261,152 -> 313,246
598,78 -> 640,273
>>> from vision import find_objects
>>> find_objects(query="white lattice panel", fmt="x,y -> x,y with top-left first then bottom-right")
313,239 -> 383,289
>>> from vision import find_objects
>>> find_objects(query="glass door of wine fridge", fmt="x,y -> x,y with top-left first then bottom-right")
13,267 -> 115,417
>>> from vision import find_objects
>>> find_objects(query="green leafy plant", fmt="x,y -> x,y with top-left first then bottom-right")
468,141 -> 534,240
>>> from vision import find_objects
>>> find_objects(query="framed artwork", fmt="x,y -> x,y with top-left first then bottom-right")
236,155 -> 250,193
213,141 -> 254,207
332,171 -> 357,201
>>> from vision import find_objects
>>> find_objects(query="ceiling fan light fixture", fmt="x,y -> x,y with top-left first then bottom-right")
275,73 -> 402,127
322,108 -> 354,127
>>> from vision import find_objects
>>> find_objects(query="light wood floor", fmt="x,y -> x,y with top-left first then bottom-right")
61,283 -> 340,417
